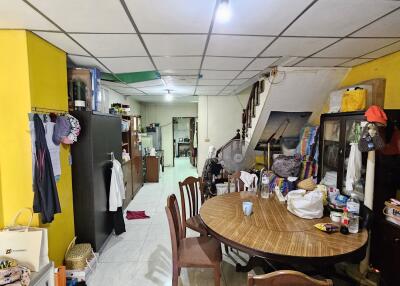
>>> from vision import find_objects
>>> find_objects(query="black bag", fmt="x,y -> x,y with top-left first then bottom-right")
358,123 -> 385,152
272,154 -> 302,178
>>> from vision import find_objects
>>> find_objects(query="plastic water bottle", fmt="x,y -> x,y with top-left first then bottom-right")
261,174 -> 270,199
346,193 -> 360,215
347,193 -> 360,234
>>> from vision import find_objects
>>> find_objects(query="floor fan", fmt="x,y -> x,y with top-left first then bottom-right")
219,139 -> 256,173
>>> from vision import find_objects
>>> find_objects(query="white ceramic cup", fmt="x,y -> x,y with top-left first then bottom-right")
242,201 -> 253,216
330,211 -> 342,223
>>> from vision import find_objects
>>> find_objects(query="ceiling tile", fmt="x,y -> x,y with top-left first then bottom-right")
238,70 -> 260,79
247,58 -> 278,70
363,40 -> 400,58
113,87 -> 144,95
128,79 -> 164,88
143,34 -> 206,56
314,38 -> 399,58
195,90 -> 220,96
207,35 -> 274,57
353,9 -> 400,37
339,58 -> 373,67
230,78 -> 248,85
100,57 -> 154,73
138,85 -> 166,95
284,0 -> 400,37
125,0 -> 214,33
131,94 -> 198,103
68,55 -> 108,71
160,69 -> 199,76
196,86 -> 224,92
29,0 -> 135,32
213,0 -> 313,35
200,70 -> 240,79
223,86 -> 238,92
71,34 -> 147,57
170,86 -> 196,95
198,79 -> 232,86
0,0 -> 57,30
101,80 -> 127,89
295,58 -> 349,67
220,90 -> 235,95
202,57 -> 252,71
34,32 -> 89,55
262,37 -> 339,57
153,56 -> 201,70
163,76 -> 198,86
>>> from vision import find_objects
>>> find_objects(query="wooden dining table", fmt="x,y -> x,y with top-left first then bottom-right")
199,192 -> 368,270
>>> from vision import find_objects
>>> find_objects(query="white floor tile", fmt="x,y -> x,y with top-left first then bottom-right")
87,262 -> 138,286
99,238 -> 145,263
91,158 -> 249,285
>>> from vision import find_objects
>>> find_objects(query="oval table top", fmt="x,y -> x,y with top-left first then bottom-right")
199,192 -> 368,264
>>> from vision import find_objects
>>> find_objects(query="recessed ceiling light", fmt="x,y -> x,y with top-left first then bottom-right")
216,0 -> 232,23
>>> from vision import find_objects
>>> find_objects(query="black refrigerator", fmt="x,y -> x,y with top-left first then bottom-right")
71,111 -> 122,251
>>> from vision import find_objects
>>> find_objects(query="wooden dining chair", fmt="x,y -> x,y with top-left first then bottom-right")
165,194 -> 222,286
247,270 -> 333,286
228,171 -> 257,192
179,176 -> 207,237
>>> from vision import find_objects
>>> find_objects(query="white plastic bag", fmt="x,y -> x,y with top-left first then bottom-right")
345,142 -> 362,192
287,190 -> 324,219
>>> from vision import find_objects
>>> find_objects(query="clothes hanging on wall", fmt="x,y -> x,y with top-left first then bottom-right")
30,116 -> 61,179
32,114 -> 61,224
345,142 -> 362,192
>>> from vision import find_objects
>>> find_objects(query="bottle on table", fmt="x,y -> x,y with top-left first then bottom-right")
260,173 -> 270,199
340,208 -> 350,235
347,193 -> 360,233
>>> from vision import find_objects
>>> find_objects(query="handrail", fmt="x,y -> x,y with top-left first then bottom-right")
241,81 -> 261,140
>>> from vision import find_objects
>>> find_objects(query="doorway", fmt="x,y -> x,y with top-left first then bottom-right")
172,117 -> 198,167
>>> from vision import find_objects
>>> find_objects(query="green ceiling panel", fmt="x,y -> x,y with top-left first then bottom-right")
101,70 -> 160,84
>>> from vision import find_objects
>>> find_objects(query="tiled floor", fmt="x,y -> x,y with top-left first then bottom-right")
88,158 -> 249,286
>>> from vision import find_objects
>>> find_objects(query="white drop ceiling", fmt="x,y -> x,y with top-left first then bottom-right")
1,0 -> 400,102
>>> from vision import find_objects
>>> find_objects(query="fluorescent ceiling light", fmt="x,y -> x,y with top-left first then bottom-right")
216,0 -> 232,23
165,90 -> 173,102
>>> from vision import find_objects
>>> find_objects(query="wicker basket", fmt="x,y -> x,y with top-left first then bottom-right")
297,177 -> 317,191
65,237 -> 93,270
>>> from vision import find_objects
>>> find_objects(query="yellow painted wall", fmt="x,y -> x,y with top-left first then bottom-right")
0,31 -> 75,266
341,51 -> 400,109
0,31 -> 37,227
310,51 -> 400,126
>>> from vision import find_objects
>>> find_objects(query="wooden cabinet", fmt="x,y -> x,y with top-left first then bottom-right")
371,220 -> 400,286
370,110 -> 400,286
318,111 -> 367,197
121,115 -> 143,209
122,161 -> 133,209
145,156 -> 159,182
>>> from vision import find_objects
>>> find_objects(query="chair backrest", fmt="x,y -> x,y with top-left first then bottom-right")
179,176 -> 204,221
228,171 -> 256,192
165,194 -> 183,265
247,271 -> 333,286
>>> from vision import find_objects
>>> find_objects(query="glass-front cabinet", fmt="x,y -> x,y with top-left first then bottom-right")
318,111 -> 368,200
